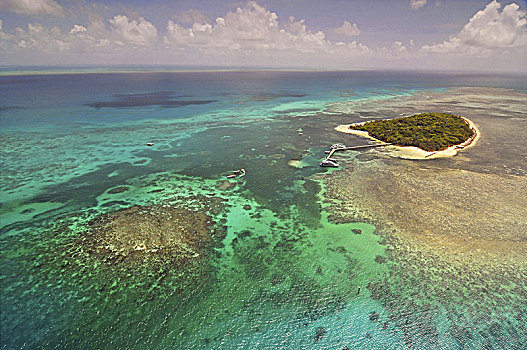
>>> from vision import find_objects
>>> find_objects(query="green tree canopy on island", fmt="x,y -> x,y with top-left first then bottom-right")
350,113 -> 475,152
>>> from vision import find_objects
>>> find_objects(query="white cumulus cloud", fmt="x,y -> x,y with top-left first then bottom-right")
421,0 -> 527,54
109,15 -> 158,46
69,25 -> 87,34
11,23 -> 68,51
410,0 -> 427,10
0,0 -> 63,16
335,21 -> 361,36
378,41 -> 411,58
0,2 -> 377,66
2,14 -> 159,56
164,2 -> 333,53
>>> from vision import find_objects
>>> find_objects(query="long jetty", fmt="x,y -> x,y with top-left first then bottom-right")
324,143 -> 392,158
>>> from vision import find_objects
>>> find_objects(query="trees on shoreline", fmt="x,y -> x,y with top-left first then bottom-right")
350,113 -> 474,152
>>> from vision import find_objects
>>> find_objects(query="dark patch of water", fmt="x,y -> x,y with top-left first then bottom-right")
86,91 -> 217,109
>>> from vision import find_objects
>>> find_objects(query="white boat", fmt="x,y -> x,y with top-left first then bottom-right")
330,143 -> 346,150
320,159 -> 339,167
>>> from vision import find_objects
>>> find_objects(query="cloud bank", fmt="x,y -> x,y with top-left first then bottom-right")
164,3 -> 335,54
0,0 -> 63,16
421,0 -> 527,55
0,1 -> 375,62
0,0 -> 525,71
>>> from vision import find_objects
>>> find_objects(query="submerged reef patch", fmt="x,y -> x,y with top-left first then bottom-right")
83,204 -> 214,265
86,91 -> 217,109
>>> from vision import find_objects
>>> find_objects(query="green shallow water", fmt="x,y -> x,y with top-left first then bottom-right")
1,171 -> 395,349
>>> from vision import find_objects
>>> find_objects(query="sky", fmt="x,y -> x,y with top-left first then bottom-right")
0,0 -> 526,71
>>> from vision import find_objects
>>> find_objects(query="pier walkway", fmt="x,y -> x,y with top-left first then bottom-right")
325,143 -> 392,158
320,143 -> 392,167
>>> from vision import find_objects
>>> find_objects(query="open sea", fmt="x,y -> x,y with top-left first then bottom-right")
1,69 -> 526,349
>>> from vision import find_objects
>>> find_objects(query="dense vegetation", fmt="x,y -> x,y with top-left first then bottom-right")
350,113 -> 474,152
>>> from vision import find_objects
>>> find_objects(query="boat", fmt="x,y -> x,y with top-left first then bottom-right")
330,143 -> 346,150
226,169 -> 246,178
146,142 -> 154,146
319,159 -> 339,167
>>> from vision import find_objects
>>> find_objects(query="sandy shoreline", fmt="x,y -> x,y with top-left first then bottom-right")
335,116 -> 480,160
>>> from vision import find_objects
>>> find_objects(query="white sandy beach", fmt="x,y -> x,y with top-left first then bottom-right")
335,116 -> 480,160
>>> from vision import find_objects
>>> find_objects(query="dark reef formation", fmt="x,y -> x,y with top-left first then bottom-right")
83,204 -> 215,265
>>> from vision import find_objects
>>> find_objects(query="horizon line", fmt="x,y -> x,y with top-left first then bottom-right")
1,65 -> 525,77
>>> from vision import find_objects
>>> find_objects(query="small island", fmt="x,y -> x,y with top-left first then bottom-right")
336,113 -> 479,159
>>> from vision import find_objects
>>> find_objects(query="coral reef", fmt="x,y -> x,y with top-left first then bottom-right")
84,204 -> 214,265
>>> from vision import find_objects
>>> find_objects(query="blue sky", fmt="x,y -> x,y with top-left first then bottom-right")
1,0 -> 526,71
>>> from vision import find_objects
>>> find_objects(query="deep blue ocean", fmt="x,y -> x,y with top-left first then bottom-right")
1,69 -> 526,349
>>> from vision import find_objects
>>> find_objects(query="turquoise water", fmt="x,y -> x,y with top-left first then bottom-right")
1,70 -> 526,349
